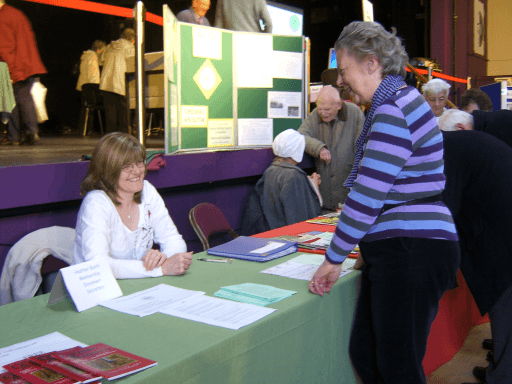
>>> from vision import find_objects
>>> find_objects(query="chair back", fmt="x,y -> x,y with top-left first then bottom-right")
189,203 -> 238,251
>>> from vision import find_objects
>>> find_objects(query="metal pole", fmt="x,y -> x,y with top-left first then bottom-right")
134,1 -> 146,146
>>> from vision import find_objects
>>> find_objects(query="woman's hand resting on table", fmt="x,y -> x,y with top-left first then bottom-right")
161,252 -> 194,276
309,259 -> 341,296
142,249 -> 168,271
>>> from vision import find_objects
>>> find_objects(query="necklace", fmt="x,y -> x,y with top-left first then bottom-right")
127,204 -> 135,219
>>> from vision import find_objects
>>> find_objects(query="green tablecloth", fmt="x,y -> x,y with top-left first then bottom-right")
0,252 -> 360,383
0,62 -> 15,114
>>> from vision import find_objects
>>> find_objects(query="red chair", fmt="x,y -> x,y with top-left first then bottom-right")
189,203 -> 239,251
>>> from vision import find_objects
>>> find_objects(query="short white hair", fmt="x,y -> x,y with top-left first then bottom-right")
438,109 -> 474,131
422,78 -> 451,97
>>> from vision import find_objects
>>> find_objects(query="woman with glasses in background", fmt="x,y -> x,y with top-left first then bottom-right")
73,132 -> 193,278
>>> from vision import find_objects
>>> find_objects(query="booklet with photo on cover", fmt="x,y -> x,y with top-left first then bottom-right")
53,343 -> 157,380
0,371 -> 29,384
207,236 -> 298,262
3,358 -> 78,384
30,348 -> 101,383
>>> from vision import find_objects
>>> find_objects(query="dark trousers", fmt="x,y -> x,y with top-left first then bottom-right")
350,237 -> 460,384
487,283 -> 512,383
102,90 -> 127,133
7,77 -> 38,141
78,84 -> 102,134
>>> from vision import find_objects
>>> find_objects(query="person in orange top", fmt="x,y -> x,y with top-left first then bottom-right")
0,0 -> 47,146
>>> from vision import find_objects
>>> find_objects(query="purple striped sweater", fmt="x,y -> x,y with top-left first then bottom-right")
325,85 -> 458,264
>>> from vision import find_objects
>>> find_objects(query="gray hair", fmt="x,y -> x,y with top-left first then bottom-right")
422,78 -> 450,97
334,21 -> 409,78
438,109 -> 473,131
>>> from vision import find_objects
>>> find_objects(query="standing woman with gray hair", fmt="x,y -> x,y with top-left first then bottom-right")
309,22 -> 460,384
422,78 -> 451,119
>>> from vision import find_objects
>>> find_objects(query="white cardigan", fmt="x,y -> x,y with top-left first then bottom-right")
73,181 -> 186,279
0,226 -> 76,305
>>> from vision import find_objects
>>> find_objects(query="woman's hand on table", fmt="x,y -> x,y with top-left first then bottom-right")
142,249 -> 168,271
309,259 -> 341,296
161,252 -> 194,276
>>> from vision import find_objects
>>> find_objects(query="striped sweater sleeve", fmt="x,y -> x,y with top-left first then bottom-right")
325,90 -> 444,264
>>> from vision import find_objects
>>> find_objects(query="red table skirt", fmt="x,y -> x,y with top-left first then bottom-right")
255,221 -> 489,375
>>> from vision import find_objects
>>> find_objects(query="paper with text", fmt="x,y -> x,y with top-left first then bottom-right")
260,260 -> 354,281
100,284 -> 205,317
159,295 -> 276,330
0,332 -> 87,373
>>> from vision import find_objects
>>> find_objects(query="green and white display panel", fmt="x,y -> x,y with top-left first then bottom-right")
163,5 -> 179,154
163,5 -> 306,154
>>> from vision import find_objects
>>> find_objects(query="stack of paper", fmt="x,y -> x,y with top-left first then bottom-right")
214,283 -> 296,307
306,212 -> 341,226
272,232 -> 333,253
260,253 -> 354,281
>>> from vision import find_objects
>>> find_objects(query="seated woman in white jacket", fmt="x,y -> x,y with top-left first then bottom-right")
73,132 -> 193,279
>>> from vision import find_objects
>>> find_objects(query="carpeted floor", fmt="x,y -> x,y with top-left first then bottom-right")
427,322 -> 491,384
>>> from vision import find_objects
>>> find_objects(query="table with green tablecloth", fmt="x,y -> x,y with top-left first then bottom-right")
0,249 -> 360,384
0,62 -> 16,115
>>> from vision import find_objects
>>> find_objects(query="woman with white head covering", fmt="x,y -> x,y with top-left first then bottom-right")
422,78 -> 451,119
255,129 -> 323,229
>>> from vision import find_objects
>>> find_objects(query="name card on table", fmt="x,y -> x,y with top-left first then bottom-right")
48,259 -> 123,312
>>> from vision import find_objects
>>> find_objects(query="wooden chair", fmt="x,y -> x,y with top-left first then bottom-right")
189,203 -> 239,251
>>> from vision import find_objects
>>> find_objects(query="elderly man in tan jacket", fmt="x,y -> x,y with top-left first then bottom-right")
298,86 -> 364,210
100,28 -> 135,133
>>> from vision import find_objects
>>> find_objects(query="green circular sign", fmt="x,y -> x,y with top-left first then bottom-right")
289,15 -> 300,33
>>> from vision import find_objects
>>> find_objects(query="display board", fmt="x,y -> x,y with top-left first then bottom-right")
163,5 -> 179,154
480,81 -> 508,111
180,24 -> 234,150
237,34 -> 304,147
163,7 -> 307,154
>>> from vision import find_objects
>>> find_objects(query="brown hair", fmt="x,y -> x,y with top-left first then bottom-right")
91,40 -> 106,52
80,132 -> 147,205
460,88 -> 493,112
121,28 -> 135,42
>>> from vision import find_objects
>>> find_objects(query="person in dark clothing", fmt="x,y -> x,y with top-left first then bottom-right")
441,130 -> 512,384
255,129 -> 322,230
439,108 -> 512,149
472,109 -> 512,148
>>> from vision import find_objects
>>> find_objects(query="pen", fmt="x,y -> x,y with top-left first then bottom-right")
197,258 -> 232,263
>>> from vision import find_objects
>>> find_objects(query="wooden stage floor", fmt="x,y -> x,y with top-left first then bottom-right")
0,134 -> 165,167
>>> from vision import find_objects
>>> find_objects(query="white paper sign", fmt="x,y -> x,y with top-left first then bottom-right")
268,91 -> 302,118
238,118 -> 273,146
181,105 -> 208,127
208,119 -> 234,147
236,34 -> 273,88
272,51 -> 303,80
193,26 -> 222,60
49,259 -> 123,312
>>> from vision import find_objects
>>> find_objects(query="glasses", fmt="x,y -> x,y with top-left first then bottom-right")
121,160 -> 145,173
